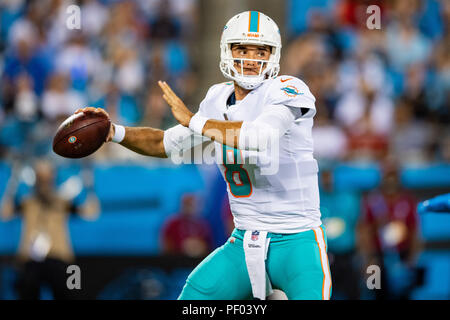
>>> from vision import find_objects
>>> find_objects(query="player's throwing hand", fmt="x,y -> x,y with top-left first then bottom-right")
75,107 -> 115,142
158,81 -> 193,127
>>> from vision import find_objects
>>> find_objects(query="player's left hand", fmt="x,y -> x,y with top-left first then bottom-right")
158,81 -> 193,127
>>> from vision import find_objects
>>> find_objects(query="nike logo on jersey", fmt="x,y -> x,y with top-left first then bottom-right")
280,78 -> 293,83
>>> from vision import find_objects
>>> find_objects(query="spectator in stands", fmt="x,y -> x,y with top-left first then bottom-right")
161,194 -> 213,258
55,33 -> 101,93
440,129 -> 450,163
429,31 -> 450,121
149,0 -> 181,40
301,60 -> 339,117
41,72 -> 87,123
335,71 -> 394,139
102,0 -> 144,44
112,44 -> 144,95
337,73 -> 390,162
90,82 -> 141,127
0,73 -> 39,154
345,110 -> 389,162
80,0 -> 109,40
401,63 -> 430,120
142,84 -> 170,130
3,1 -> 52,97
312,107 -> 348,162
282,33 -> 326,79
385,0 -> 432,74
0,159 -> 99,299
358,160 -> 421,299
336,0 -> 386,28
390,98 -> 434,165
0,0 -> 199,161
319,167 -> 362,300
13,73 -> 38,123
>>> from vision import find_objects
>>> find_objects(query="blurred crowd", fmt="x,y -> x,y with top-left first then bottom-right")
284,0 -> 449,166
0,0 -> 448,164
283,0 -> 449,299
0,0 -> 199,160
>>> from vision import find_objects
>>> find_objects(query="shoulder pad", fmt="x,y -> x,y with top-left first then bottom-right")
266,76 -> 316,111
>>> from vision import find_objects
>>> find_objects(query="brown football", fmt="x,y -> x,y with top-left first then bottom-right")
52,111 -> 111,159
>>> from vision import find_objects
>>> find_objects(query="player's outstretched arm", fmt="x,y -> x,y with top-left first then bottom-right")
75,107 -> 167,158
114,125 -> 167,158
158,81 -> 295,151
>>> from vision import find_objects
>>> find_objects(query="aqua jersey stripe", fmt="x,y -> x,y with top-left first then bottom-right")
249,11 -> 259,32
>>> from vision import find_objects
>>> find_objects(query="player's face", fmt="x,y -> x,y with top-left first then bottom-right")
231,44 -> 271,76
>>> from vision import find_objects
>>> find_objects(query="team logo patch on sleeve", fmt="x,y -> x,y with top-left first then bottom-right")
281,85 -> 303,97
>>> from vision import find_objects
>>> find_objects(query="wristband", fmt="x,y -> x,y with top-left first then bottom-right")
112,124 -> 126,143
188,114 -> 209,135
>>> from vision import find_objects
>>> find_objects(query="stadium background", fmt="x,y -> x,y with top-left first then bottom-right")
0,0 -> 449,299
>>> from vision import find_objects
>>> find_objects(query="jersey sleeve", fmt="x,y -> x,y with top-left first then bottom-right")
265,76 -> 316,120
163,124 -> 210,158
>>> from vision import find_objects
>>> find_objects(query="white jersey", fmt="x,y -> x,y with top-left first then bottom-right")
164,75 -> 322,233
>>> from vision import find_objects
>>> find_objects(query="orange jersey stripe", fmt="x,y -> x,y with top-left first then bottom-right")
313,229 -> 326,300
256,12 -> 260,32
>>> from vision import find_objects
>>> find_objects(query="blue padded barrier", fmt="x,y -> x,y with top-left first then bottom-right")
331,163 -> 450,190
92,164 -> 204,214
0,218 -> 21,254
411,251 -> 450,300
1,162 -> 449,255
69,211 -> 165,255
402,164 -> 450,189
332,162 -> 381,191
419,212 -> 450,241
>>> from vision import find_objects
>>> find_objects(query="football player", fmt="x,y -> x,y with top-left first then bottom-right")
77,11 -> 331,300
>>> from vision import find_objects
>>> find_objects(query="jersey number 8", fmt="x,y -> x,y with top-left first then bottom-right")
222,145 -> 252,197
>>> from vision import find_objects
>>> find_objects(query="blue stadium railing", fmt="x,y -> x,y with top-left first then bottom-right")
0,161 -> 449,255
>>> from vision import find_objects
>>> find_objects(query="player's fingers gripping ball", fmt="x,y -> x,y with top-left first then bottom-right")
75,107 -> 115,142
75,106 -> 110,118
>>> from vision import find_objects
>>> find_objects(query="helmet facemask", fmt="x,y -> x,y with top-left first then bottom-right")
220,42 -> 280,90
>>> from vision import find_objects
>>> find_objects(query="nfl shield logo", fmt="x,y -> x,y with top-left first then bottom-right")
251,231 -> 259,241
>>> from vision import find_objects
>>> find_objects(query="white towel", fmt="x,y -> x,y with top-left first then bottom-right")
243,230 -> 273,300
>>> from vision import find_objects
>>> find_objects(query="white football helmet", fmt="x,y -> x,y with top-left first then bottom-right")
220,11 -> 282,90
